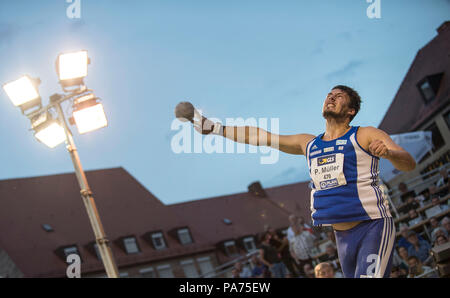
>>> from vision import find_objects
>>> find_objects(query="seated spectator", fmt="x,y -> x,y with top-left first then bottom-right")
234,261 -> 252,278
397,245 -> 410,269
407,209 -> 423,227
431,227 -> 448,243
399,195 -> 420,214
398,182 -> 416,203
302,263 -> 316,278
326,230 -> 336,245
425,196 -> 449,218
397,225 -> 413,249
429,217 -> 440,230
434,234 -> 448,247
433,168 -> 449,197
320,245 -> 341,272
231,267 -> 240,278
390,265 -> 408,278
314,262 -> 335,278
442,217 -> 450,235
407,256 -> 438,278
407,231 -> 432,264
392,246 -> 409,274
250,255 -> 267,278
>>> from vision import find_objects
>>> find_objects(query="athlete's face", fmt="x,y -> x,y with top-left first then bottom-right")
322,89 -> 355,121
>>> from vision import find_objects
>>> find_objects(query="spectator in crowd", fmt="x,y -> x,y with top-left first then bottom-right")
391,247 -> 409,275
429,217 -> 440,230
286,214 -> 299,243
397,225 -> 413,249
397,245 -> 410,270
267,226 -> 298,277
433,168 -> 449,197
407,209 -> 423,226
320,245 -> 341,272
407,231 -> 432,264
431,227 -> 448,244
258,231 -> 288,278
231,267 -> 240,278
442,217 -> 450,235
302,263 -> 316,278
298,216 -> 313,233
250,255 -> 266,278
400,195 -> 420,214
390,266 -> 408,278
289,222 -> 316,275
398,182 -> 416,203
407,256 -> 438,278
326,230 -> 336,245
234,260 -> 252,278
434,234 -> 448,247
314,262 -> 335,278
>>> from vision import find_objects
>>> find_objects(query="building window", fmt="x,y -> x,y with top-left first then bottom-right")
156,264 -> 174,278
425,122 -> 446,153
180,259 -> 199,278
419,80 -> 435,103
224,240 -> 239,257
243,237 -> 256,252
151,232 -> 167,250
63,246 -> 79,258
177,228 -> 193,245
123,237 -> 140,254
197,256 -> 214,278
139,267 -> 156,278
417,73 -> 443,104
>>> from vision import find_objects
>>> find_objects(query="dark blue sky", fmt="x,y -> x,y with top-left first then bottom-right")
1,0 -> 449,204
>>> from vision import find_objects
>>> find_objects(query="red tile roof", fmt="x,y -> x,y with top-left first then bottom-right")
0,167 -> 311,277
378,21 -> 450,134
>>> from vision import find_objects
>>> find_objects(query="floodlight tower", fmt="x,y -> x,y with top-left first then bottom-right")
2,50 -> 119,278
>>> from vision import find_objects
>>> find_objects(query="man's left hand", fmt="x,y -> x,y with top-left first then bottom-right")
369,139 -> 391,158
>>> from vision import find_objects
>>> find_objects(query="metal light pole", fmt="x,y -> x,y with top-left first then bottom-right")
53,97 -> 119,278
2,50 -> 119,278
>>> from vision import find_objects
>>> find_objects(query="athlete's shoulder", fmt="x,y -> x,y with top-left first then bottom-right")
357,126 -> 389,139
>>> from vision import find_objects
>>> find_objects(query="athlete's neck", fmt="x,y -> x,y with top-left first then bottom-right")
323,120 -> 351,141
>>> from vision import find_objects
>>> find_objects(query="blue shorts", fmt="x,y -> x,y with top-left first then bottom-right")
334,217 -> 396,278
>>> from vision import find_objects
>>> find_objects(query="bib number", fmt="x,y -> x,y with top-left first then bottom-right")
311,153 -> 347,190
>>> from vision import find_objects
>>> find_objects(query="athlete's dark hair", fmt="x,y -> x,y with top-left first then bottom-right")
332,85 -> 361,122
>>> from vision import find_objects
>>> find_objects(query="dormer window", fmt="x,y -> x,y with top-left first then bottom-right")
243,236 -> 256,252
123,236 -> 140,254
151,232 -> 167,250
224,240 -> 239,257
177,228 -> 193,245
417,73 -> 443,104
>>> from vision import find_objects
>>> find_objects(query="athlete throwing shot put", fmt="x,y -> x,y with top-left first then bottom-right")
175,85 -> 416,278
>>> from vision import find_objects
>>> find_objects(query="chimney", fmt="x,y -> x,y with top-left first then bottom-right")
437,21 -> 450,35
248,181 -> 267,198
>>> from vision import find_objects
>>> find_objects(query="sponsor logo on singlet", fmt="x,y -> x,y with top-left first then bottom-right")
320,178 -> 339,189
317,154 -> 336,166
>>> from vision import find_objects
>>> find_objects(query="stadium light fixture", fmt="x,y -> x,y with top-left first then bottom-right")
31,113 -> 66,148
2,75 -> 42,112
56,50 -> 89,87
72,93 -> 108,134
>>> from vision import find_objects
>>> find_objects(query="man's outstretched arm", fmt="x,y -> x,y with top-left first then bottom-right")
194,115 -> 314,155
